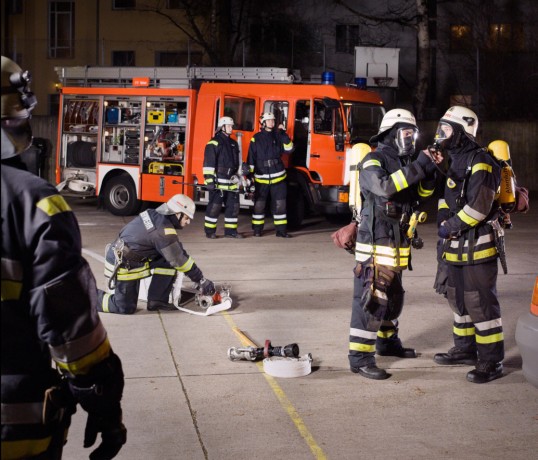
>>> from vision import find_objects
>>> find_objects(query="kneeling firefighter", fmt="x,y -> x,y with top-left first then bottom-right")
97,194 -> 215,313
349,109 -> 438,380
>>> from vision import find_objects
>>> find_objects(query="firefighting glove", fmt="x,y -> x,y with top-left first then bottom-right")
438,224 -> 452,239
199,277 -> 215,296
68,352 -> 127,460
205,182 -> 216,191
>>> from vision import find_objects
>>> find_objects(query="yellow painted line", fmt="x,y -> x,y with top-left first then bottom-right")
221,312 -> 327,460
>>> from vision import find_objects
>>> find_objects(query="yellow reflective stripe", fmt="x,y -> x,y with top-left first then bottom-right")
438,199 -> 449,210
355,243 -> 410,257
177,256 -> 194,272
1,402 -> 44,424
283,141 -> 294,151
50,321 -> 108,364
252,219 -> 264,225
471,162 -> 492,174
274,219 -> 287,225
250,137 -> 256,143
203,167 -> 215,175
349,342 -> 375,352
1,437 -> 52,460
102,293 -> 111,313
418,182 -> 434,197
362,159 -> 381,168
374,255 -> 409,268
1,280 -> 22,301
456,209 -> 480,226
117,269 -> 151,281
153,267 -> 176,276
55,337 -> 111,376
36,194 -> 72,217
445,247 -> 497,263
207,140 -> 218,146
224,223 -> 238,228
164,228 -> 177,236
204,222 -> 217,228
453,326 -> 475,337
475,332 -> 504,344
390,170 -> 408,192
255,175 -> 286,185
218,184 -> 239,190
377,329 -> 396,339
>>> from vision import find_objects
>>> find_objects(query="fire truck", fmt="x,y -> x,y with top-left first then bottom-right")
55,66 -> 385,226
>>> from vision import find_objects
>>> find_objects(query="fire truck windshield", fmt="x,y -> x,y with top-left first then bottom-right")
344,102 -> 385,145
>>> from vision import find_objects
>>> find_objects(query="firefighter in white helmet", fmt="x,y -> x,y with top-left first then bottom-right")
202,115 -> 244,238
433,106 -> 505,383
247,112 -> 294,237
347,108 -> 440,380
97,194 -> 216,313
1,56 -> 126,459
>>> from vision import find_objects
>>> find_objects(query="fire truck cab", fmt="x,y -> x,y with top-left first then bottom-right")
55,66 -> 385,226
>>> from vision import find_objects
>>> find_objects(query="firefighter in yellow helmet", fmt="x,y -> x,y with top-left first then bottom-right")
247,112 -> 294,237
1,56 -> 126,459
97,194 -> 216,313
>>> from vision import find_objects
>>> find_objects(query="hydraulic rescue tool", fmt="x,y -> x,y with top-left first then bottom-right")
228,340 -> 300,362
406,211 -> 427,249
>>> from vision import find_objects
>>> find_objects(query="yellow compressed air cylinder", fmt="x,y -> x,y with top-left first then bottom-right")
489,140 -> 516,213
349,143 -> 371,215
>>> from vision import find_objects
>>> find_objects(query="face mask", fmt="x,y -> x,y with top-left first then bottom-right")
395,128 -> 417,156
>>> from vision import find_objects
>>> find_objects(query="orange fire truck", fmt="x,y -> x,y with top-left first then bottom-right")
55,66 -> 385,225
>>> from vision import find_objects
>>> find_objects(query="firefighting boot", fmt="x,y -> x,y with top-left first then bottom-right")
434,346 -> 477,365
376,328 -> 417,358
351,363 -> 390,380
466,361 -> 503,384
147,300 -> 179,311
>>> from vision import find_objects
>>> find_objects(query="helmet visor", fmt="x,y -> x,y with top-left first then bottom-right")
395,127 -> 418,156
434,122 -> 454,143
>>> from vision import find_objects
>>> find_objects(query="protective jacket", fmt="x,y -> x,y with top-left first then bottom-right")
1,161 -> 113,458
355,143 -> 436,268
203,131 -> 240,191
438,142 -> 500,265
247,129 -> 293,185
104,209 -> 203,285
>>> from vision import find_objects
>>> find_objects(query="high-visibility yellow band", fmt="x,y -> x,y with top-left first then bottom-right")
349,342 -> 375,352
453,326 -> 475,337
36,194 -> 71,216
475,332 -> 504,344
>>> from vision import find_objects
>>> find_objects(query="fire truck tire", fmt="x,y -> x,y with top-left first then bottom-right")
102,175 -> 141,216
287,186 -> 305,229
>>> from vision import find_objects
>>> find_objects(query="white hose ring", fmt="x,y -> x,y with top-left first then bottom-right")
263,354 -> 313,378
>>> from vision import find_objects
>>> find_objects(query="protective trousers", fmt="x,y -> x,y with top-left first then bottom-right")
446,260 -> 504,363
252,181 -> 287,233
204,189 -> 240,236
349,266 -> 405,368
98,257 -> 175,314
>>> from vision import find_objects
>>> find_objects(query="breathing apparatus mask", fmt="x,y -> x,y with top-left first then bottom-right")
394,125 -> 418,157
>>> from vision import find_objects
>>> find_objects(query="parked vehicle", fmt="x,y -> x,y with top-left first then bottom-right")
515,276 -> 538,388
54,66 -> 384,225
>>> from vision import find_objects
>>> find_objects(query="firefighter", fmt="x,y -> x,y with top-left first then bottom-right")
97,194 -> 215,314
348,109 -> 439,380
1,56 -> 126,459
203,116 -> 243,238
247,112 -> 294,237
433,106 -> 504,383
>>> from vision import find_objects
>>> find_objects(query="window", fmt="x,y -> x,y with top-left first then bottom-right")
48,1 -> 75,59
48,93 -> 60,117
489,23 -> 524,51
314,99 -> 333,134
113,0 -> 135,9
223,97 -> 255,131
112,51 -> 135,66
336,24 -> 359,54
155,51 -> 203,67
450,25 -> 472,52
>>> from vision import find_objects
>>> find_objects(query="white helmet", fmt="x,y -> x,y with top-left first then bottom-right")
217,116 -> 234,130
370,108 -> 417,144
1,56 -> 37,159
156,194 -> 195,219
259,112 -> 275,124
439,106 -> 478,138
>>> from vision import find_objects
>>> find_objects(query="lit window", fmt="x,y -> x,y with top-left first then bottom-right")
450,25 -> 472,52
489,23 -> 524,51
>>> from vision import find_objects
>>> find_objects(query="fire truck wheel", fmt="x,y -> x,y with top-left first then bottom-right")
102,175 -> 141,216
287,186 -> 305,229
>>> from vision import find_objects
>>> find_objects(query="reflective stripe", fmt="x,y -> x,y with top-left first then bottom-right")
1,402 -> 43,424
1,280 -> 22,300
418,182 -> 434,197
176,256 -> 194,272
117,265 -> 152,281
255,170 -> 286,180
255,174 -> 286,184
362,159 -> 381,169
454,313 -> 473,324
49,321 -> 108,364
102,293 -> 111,313
445,247 -> 497,262
1,437 -> 51,460
203,167 -> 215,175
274,219 -> 287,225
471,162 -> 492,174
164,228 -> 177,236
36,194 -> 71,216
55,336 -> 111,376
377,329 -> 396,339
207,140 -> 218,146
153,267 -> 176,276
390,170 -> 408,192
204,222 -> 218,229
449,234 -> 494,248
350,328 -> 377,340
475,332 -> 504,344
438,198 -> 449,210
205,216 -> 218,223
453,326 -> 475,336
283,141 -> 294,151
224,223 -> 238,229
457,205 -> 484,226
349,342 -> 375,352
355,243 -> 410,267
252,219 -> 264,225
474,318 -> 502,331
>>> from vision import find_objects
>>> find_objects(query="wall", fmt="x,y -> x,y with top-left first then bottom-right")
33,116 -> 537,192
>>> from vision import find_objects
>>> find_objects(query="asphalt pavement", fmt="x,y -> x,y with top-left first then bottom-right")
62,197 -> 538,460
